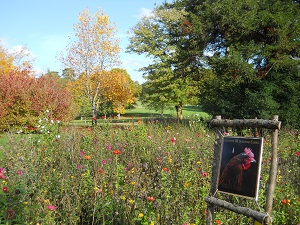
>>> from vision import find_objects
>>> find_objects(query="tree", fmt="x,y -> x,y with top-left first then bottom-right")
60,8 -> 120,124
0,71 -> 75,131
127,6 -> 200,120
100,68 -> 137,116
177,0 -> 300,126
0,41 -> 32,75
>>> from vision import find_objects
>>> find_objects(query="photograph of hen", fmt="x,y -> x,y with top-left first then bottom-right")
218,137 -> 263,199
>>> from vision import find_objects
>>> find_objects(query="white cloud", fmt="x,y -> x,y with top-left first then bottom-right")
32,66 -> 46,77
137,8 -> 154,19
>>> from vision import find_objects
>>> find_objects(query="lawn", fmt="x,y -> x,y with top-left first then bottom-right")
69,102 -> 211,126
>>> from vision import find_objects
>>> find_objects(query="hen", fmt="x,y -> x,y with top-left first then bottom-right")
218,147 -> 256,192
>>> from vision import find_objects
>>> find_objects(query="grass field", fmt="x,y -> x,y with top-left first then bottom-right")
69,103 -> 211,126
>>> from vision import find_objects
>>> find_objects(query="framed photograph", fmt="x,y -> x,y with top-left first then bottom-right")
217,136 -> 264,200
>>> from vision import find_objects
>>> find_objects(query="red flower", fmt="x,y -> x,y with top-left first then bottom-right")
112,150 -> 121,155
147,196 -> 155,202
2,186 -> 8,192
170,137 -> 176,143
215,219 -> 222,225
202,171 -> 208,177
162,167 -> 169,172
92,117 -> 97,121
296,152 -> 300,157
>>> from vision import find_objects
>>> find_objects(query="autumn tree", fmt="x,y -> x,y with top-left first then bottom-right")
100,68 -> 136,116
60,8 -> 120,124
0,71 -> 75,131
0,41 -> 32,75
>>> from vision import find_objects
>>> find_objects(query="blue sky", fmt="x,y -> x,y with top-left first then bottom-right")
0,0 -> 168,83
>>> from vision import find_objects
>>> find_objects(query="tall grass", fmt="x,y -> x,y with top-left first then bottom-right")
0,118 -> 299,224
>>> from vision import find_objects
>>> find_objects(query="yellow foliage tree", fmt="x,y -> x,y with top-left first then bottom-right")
100,68 -> 137,115
0,41 -> 32,75
60,8 -> 120,122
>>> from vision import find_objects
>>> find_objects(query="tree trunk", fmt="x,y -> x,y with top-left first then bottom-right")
92,102 -> 97,126
175,104 -> 183,121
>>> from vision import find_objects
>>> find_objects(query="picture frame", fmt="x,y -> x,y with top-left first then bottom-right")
217,136 -> 264,200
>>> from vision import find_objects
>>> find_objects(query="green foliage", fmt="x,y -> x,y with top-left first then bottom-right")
182,0 -> 300,126
127,6 -> 201,119
128,0 -> 300,127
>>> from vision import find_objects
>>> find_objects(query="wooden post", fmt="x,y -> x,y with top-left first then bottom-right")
265,115 -> 279,224
205,196 -> 269,223
206,115 -> 281,225
206,115 -> 222,225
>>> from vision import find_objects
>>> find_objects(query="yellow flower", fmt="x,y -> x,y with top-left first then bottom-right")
150,221 -> 155,225
197,161 -> 201,165
130,181 -> 136,185
128,199 -> 134,204
184,181 -> 191,188
138,213 -> 144,218
120,195 -> 126,200
169,158 -> 173,163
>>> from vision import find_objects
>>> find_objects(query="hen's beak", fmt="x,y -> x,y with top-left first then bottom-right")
251,158 -> 256,163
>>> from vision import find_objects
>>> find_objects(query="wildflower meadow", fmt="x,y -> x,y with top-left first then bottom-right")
0,115 -> 299,224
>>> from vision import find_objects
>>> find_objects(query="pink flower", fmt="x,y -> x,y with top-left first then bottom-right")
17,170 -> 23,175
0,173 -> 6,179
77,165 -> 82,170
79,151 -> 85,156
202,172 -> 208,177
47,205 -> 56,211
102,159 -> 107,165
107,144 -> 112,150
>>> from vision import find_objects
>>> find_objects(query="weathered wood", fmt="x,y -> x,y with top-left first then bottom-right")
210,118 -> 281,130
265,115 -> 279,224
205,196 -> 269,223
206,115 -> 280,225
206,116 -> 223,225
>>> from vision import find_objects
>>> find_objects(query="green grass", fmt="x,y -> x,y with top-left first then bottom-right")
0,134 -> 8,161
68,102 -> 210,126
124,101 -> 210,119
